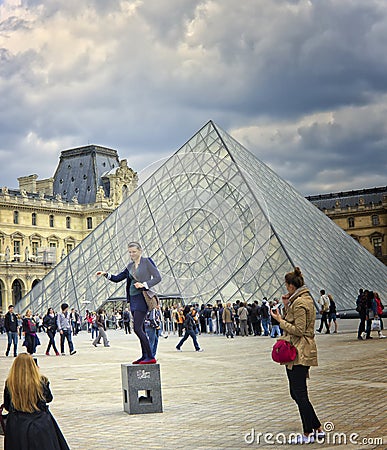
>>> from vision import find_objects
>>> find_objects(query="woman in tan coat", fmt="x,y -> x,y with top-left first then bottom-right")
271,267 -> 324,444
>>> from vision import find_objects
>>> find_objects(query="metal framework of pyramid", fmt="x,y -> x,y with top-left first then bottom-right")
17,121 -> 387,315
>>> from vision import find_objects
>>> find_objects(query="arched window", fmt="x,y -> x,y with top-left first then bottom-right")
31,279 -> 40,289
49,214 -> 54,227
348,217 -> 355,228
12,279 -> 23,304
32,212 -> 37,226
13,211 -> 19,224
66,216 -> 71,229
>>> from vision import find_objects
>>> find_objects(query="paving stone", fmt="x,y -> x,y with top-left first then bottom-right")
0,319 -> 386,449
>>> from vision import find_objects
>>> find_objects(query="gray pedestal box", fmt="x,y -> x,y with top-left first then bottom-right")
121,363 -> 163,414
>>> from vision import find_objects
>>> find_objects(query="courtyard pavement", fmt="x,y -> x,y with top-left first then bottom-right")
0,319 -> 386,450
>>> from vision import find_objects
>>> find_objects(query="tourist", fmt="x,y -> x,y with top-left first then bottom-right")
43,307 -> 60,356
145,305 -> 162,358
327,294 -> 338,334
238,302 -> 249,336
22,309 -> 40,355
260,298 -> 270,336
374,292 -> 386,338
4,305 -> 18,357
250,301 -> 261,336
2,353 -> 70,449
365,290 -> 377,339
317,289 -> 330,334
222,302 -> 235,338
92,308 -> 110,347
270,267 -> 323,444
97,241 -> 161,364
356,288 -> 367,340
56,303 -> 77,356
122,307 -> 132,334
270,299 -> 281,338
176,306 -> 203,352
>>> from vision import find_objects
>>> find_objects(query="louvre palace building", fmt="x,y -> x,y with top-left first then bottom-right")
0,145 -> 137,311
1,122 -> 386,314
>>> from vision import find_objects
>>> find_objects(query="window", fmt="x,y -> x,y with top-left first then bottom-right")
13,240 -> 21,262
13,211 -> 19,224
66,216 -> 71,229
372,215 -> 380,226
49,214 -> 54,227
87,217 -> 93,229
49,242 -> 57,248
372,237 -> 383,257
32,241 -> 39,257
348,217 -> 355,228
67,243 -> 73,254
32,212 -> 37,226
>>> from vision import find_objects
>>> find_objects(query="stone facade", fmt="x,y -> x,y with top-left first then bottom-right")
0,146 -> 137,312
307,187 -> 387,266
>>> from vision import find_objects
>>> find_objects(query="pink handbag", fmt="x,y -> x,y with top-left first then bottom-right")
271,339 -> 297,363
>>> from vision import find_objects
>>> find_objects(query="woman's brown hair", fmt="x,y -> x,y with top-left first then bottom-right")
285,267 -> 304,289
6,353 -> 46,413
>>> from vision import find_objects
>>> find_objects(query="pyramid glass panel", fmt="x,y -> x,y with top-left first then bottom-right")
16,121 -> 387,315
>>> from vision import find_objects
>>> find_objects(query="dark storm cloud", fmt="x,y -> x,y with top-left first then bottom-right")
0,0 -> 386,194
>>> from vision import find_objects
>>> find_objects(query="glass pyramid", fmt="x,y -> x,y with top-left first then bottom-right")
16,121 -> 387,314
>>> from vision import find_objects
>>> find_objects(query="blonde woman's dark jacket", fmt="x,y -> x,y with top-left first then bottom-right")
278,286 -> 318,369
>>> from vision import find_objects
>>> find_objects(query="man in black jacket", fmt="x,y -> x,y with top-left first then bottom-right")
4,304 -> 18,357
176,307 -> 204,352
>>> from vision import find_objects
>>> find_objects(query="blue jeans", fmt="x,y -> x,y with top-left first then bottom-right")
261,318 -> 270,336
60,329 -> 74,353
145,326 -> 159,358
6,331 -> 18,355
177,329 -> 200,351
270,324 -> 281,338
207,317 -> 213,332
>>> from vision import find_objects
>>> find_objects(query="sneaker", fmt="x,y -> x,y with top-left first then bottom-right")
176,347 -> 182,352
45,351 -> 50,356
357,336 -> 364,340
289,434 -> 315,444
55,352 -> 60,356
70,350 -> 77,355
196,348 -> 204,352
379,334 -> 386,339
61,353 -> 66,356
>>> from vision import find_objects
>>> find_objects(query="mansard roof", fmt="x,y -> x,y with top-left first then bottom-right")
52,145 -> 120,204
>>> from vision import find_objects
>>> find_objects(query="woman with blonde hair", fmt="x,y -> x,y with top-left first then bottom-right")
2,353 -> 70,449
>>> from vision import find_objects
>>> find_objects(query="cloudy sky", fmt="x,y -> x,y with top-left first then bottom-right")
1,0 -> 386,196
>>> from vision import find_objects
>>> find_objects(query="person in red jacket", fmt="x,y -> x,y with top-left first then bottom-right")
374,292 -> 386,339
